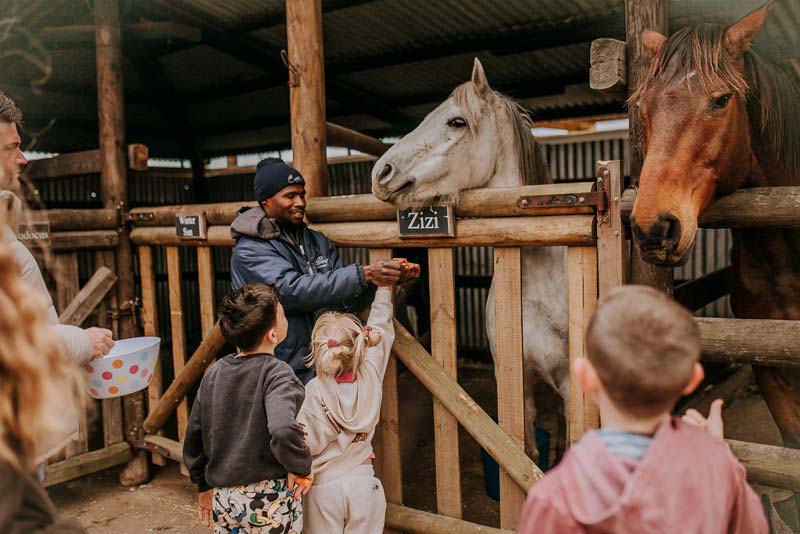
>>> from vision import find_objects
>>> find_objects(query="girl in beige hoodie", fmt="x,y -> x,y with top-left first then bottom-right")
296,286 -> 394,534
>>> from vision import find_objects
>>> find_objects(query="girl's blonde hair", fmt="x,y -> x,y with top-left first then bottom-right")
307,312 -> 382,379
0,226 -> 86,472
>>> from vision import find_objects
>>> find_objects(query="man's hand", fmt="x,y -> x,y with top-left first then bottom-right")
85,327 -> 114,360
288,472 -> 313,501
198,489 -> 213,527
392,257 -> 421,282
682,398 -> 725,439
363,260 -> 402,287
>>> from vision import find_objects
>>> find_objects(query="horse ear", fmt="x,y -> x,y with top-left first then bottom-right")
724,4 -> 770,58
642,29 -> 667,57
471,58 -> 490,96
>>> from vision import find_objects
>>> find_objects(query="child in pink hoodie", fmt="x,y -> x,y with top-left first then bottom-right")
519,285 -> 767,534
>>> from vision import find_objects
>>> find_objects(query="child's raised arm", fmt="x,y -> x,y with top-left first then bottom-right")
365,287 -> 395,377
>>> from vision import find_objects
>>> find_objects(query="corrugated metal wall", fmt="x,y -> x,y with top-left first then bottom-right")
31,133 -> 732,357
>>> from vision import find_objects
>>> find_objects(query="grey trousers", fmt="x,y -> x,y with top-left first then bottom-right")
303,465 -> 386,534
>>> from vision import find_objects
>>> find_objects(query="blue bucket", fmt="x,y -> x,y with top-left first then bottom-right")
481,424 -> 550,501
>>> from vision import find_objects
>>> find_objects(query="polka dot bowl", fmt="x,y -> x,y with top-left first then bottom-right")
83,337 -> 161,400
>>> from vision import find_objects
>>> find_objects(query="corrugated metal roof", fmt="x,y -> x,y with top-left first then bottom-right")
0,0 -> 797,157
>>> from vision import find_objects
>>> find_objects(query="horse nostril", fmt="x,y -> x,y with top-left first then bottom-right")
378,163 -> 394,184
652,213 -> 682,249
630,217 -> 646,243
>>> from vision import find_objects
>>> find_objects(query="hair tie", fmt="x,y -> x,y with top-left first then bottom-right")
327,338 -> 338,348
362,326 -> 372,333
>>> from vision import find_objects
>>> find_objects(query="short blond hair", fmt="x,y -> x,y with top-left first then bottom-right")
0,92 -> 22,124
586,285 -> 700,417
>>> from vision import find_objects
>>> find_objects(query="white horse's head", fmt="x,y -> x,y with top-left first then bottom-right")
372,58 -> 550,208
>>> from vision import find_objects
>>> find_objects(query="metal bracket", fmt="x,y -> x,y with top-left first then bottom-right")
517,191 -> 608,211
107,299 -> 140,329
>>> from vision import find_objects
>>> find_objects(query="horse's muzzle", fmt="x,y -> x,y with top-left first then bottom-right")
630,212 -> 686,265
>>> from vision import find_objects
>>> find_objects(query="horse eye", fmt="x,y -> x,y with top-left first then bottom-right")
447,117 -> 467,128
710,93 -> 732,111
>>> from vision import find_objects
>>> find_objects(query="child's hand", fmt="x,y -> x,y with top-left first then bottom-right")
393,257 -> 421,282
288,473 -> 313,501
682,398 -> 725,439
198,489 -> 213,527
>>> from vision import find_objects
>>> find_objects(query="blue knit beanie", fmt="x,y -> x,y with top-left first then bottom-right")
254,158 -> 306,202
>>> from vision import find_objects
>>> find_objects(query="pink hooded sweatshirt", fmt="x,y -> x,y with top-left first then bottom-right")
519,418 -> 767,534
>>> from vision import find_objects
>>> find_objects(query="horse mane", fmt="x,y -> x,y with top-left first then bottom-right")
451,81 -> 551,185
630,23 -> 800,178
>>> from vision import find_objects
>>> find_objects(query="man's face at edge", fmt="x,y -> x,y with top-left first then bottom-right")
260,185 -> 307,226
0,121 -> 27,193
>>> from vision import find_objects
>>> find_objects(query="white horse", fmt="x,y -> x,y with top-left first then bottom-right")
371,58 -> 568,459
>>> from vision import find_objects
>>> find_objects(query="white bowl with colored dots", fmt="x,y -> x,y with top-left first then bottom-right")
83,337 -> 161,399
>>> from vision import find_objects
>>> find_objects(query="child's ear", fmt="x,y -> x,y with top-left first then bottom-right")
574,357 -> 600,396
681,362 -> 705,395
266,326 -> 278,345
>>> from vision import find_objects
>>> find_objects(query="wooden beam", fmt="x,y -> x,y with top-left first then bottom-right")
129,215 -> 596,248
625,0 -> 673,295
21,230 -> 119,251
728,439 -> 800,492
95,250 -> 124,448
428,248 -> 462,518
326,122 -> 390,156
230,0 -> 379,33
166,246 -> 189,476
25,209 -> 118,231
43,442 -> 131,488
385,503 -> 515,534
595,160 -> 626,296
58,266 -> 117,326
698,318 -> 800,368
95,0 -> 149,486
493,248 -> 525,529
287,0 -> 328,198
590,38 -> 627,94
674,266 -> 731,312
128,183 -> 596,226
369,249 -> 403,506
143,324 -> 226,433
391,320 -> 543,492
621,187 -> 800,229
141,435 -> 184,464
25,144 -> 148,180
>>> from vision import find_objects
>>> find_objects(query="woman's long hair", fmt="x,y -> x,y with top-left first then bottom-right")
0,228 -> 86,472
307,312 -> 382,379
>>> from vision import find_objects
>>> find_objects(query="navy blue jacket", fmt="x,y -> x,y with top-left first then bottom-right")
230,206 -> 372,382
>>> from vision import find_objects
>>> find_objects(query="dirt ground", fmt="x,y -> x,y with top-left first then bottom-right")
51,364 -> 797,533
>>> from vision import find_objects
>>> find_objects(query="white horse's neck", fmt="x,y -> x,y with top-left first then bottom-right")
484,110 -> 526,189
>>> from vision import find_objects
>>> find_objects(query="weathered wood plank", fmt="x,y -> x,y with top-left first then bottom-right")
369,248 -> 403,506
385,503 -> 515,534
428,248 -> 462,518
697,318 -> 800,367
166,246 -> 189,476
95,250 -> 124,447
58,266 -> 117,326
567,246 -> 600,444
43,442 -> 130,488
493,248 -> 525,529
590,38 -> 627,94
596,160 -> 625,297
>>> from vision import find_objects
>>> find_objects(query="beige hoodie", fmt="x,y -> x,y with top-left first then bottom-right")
297,287 -> 394,484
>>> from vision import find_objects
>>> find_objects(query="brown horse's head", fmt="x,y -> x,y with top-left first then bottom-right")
629,6 -> 769,265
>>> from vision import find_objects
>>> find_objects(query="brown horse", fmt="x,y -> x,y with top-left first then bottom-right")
629,2 -> 800,503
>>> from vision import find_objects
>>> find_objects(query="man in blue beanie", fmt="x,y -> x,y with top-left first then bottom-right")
230,157 -> 404,383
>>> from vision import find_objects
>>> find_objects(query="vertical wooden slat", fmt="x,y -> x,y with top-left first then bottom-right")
197,246 -> 216,373
96,250 -> 124,447
428,248 -> 462,518
166,246 -> 189,475
567,246 -> 600,444
493,247 -> 525,530
369,248 -> 403,505
596,160 -> 626,297
55,252 -> 90,458
138,246 -> 165,466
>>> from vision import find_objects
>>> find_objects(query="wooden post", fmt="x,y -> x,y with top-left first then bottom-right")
567,246 -> 600,443
197,246 -> 216,374
428,248 -> 462,518
95,0 -> 148,485
369,248 -> 403,505
596,160 -> 625,296
286,0 -> 328,197
166,246 -> 189,476
96,250 -> 124,447
625,0 -> 673,294
493,248 -> 525,530
58,267 -> 117,326
138,246 -> 165,466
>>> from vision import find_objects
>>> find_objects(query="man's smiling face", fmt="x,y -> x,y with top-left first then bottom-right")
260,185 -> 307,226
0,121 -> 27,192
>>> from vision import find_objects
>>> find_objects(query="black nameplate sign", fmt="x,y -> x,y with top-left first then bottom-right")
397,205 -> 455,238
175,213 -> 207,240
17,221 -> 51,245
